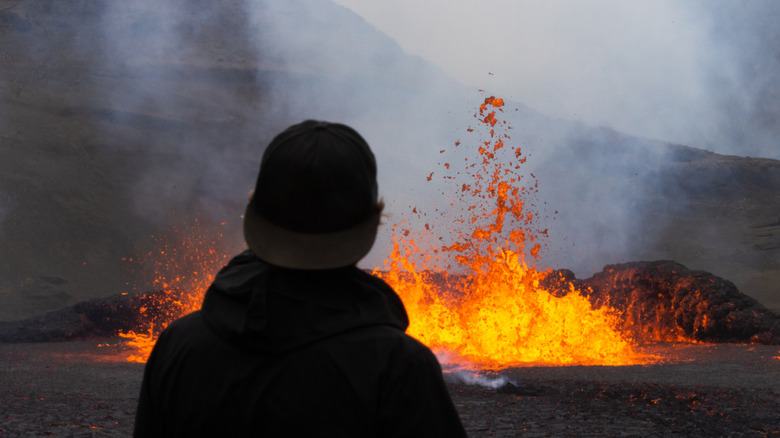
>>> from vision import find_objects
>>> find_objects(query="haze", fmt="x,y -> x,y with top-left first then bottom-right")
333,0 -> 780,159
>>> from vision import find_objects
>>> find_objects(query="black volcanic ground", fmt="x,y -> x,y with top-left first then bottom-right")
0,0 -> 778,321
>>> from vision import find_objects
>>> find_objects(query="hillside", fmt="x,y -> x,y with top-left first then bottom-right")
0,0 -> 777,320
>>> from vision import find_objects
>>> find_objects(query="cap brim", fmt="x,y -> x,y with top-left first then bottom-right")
243,205 -> 380,270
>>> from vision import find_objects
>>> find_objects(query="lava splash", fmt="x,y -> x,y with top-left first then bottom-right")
117,95 -> 657,367
376,94 -> 650,368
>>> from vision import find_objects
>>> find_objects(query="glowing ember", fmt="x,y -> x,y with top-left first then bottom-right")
119,217 -> 230,362
119,325 -> 156,364
377,94 -> 651,368
117,94 -> 657,367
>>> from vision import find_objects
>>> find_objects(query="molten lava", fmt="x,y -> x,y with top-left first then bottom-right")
380,247 -> 643,368
119,218 -> 230,363
119,94 -> 657,367
376,94 -> 651,368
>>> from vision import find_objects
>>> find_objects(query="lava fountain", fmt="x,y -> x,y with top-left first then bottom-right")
119,95 -> 660,367
375,94 -> 652,369
118,218 -> 230,362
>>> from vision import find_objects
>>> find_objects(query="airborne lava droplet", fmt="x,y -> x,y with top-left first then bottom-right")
378,92 -> 650,369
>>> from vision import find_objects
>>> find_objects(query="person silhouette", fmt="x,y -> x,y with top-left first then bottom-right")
133,120 -> 467,437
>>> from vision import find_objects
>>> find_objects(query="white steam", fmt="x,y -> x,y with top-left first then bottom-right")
445,370 -> 511,390
435,350 -> 512,388
1,0 -> 776,314
332,0 -> 780,160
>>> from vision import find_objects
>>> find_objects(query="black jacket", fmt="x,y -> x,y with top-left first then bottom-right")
133,250 -> 466,437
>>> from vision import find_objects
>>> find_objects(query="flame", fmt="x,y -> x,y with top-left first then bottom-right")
119,324 -> 156,363
379,246 -> 644,368
376,94 -> 651,368
119,218 -> 230,363
117,94 -> 658,367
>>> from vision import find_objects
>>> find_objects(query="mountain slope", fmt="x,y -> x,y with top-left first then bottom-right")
0,0 -> 777,319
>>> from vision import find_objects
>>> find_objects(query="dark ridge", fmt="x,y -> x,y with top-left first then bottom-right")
569,261 -> 780,344
0,289 -> 187,343
2,261 -> 778,345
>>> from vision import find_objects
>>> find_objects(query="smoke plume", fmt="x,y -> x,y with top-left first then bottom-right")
333,0 -> 780,160
0,0 -> 777,320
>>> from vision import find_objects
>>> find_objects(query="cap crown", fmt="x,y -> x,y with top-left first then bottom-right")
243,120 -> 381,269
250,120 -> 378,234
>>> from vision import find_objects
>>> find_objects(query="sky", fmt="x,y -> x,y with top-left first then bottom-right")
331,0 -> 780,159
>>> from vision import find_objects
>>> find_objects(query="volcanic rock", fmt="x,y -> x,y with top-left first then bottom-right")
2,261 -> 778,345
564,261 -> 780,344
0,289 -> 183,343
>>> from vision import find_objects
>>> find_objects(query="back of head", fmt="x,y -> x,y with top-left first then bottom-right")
243,120 -> 381,269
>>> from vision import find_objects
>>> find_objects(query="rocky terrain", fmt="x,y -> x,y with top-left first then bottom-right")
1,340 -> 779,437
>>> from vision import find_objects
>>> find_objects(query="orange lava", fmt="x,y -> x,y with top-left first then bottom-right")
117,94 -> 654,368
119,218 -> 230,363
379,246 -> 645,368
376,94 -> 651,369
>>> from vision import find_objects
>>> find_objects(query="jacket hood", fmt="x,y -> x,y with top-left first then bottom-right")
200,250 -> 409,353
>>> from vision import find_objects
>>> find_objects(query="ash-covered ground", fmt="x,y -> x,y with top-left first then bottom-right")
1,340 -> 778,437
1,260 -> 779,436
